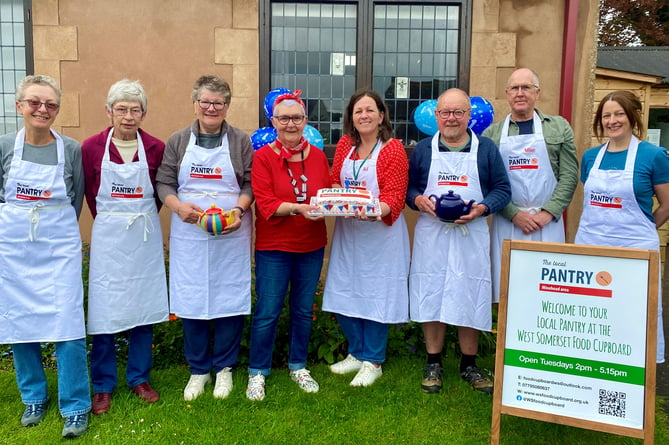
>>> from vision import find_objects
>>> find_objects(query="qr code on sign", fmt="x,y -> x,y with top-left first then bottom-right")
599,389 -> 626,418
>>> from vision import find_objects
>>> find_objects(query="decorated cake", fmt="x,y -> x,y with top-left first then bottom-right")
309,188 -> 381,216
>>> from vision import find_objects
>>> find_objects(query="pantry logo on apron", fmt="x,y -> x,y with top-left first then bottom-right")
507,155 -> 539,170
437,172 -> 468,187
110,182 -> 144,198
343,179 -> 367,189
15,182 -> 51,200
189,163 -> 223,179
588,192 -> 623,209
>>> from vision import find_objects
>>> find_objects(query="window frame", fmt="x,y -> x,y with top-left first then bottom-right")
258,0 -> 472,136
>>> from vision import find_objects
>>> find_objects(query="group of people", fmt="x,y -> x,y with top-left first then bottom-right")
0,68 -> 666,439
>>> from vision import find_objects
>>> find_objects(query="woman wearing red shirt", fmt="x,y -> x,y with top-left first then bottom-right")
323,89 -> 410,387
248,91 -> 331,401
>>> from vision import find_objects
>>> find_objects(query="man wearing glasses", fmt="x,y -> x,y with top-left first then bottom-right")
483,68 -> 578,305
407,88 -> 510,395
81,79 -> 169,415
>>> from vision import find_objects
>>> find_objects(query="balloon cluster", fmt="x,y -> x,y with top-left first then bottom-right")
413,96 -> 495,136
251,87 -> 325,151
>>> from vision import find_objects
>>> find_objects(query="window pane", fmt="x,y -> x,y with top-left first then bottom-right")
270,2 -> 356,146
373,3 -> 462,145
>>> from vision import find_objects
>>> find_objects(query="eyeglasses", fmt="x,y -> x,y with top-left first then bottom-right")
112,107 -> 143,117
197,100 -> 228,111
435,109 -> 469,120
20,99 -> 59,112
507,84 -> 538,93
273,115 -> 306,125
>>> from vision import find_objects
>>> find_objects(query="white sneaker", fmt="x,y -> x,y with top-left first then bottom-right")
350,361 -> 382,387
330,354 -> 363,375
246,373 -> 265,401
289,368 -> 319,393
213,367 -> 233,399
184,373 -> 211,401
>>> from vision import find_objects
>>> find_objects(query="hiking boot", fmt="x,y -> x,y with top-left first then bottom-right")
461,365 -> 493,394
330,354 -> 362,375
183,373 -> 211,401
421,363 -> 443,394
246,372 -> 265,401
290,368 -> 319,393
62,413 -> 88,438
21,403 -> 47,427
213,368 -> 233,399
350,361 -> 382,387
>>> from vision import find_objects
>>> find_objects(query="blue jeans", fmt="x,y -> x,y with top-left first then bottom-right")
337,315 -> 390,364
249,248 -> 324,376
12,339 -> 91,417
90,324 -> 154,393
181,315 -> 244,375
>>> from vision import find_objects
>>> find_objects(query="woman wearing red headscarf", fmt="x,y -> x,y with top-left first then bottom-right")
247,91 -> 331,401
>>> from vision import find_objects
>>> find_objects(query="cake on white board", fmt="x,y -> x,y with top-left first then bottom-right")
309,188 -> 381,216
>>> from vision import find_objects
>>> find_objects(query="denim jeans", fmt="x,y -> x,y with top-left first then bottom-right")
337,315 -> 390,364
12,339 -> 91,417
90,324 -> 154,393
181,315 -> 244,374
249,248 -> 324,376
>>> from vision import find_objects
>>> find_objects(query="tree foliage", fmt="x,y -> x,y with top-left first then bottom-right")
599,0 -> 669,46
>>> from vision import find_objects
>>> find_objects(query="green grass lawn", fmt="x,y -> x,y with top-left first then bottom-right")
0,355 -> 666,444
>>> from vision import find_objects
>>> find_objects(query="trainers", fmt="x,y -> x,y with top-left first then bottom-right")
62,413 -> 88,438
289,368 -> 319,393
350,361 -> 382,387
20,403 -> 48,427
330,354 -> 363,375
183,373 -> 211,401
246,372 -> 265,401
461,365 -> 493,394
421,363 -> 444,394
213,367 -> 233,399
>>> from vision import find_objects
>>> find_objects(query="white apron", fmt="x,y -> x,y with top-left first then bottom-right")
575,137 -> 665,362
169,132 -> 251,319
0,128 -> 85,342
491,113 -> 564,303
409,133 -> 491,330
323,140 -> 410,323
87,130 -> 169,334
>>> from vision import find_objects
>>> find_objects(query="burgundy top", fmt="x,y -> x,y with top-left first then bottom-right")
81,127 -> 166,218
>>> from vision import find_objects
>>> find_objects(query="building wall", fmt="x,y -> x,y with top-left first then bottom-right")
31,0 -> 598,242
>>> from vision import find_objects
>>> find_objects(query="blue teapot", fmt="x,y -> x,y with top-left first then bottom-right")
429,190 -> 475,223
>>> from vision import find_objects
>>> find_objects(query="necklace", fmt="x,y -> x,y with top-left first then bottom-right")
285,150 -> 308,202
352,139 -> 380,181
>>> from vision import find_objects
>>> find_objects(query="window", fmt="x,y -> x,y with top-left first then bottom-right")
260,0 -> 471,147
0,0 -> 33,134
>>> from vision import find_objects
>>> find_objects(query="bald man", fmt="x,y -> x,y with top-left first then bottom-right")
483,68 -> 578,303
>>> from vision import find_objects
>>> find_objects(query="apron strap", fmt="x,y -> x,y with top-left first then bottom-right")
98,211 -> 155,242
9,202 -> 70,242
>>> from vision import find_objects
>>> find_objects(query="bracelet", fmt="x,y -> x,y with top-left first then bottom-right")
232,206 -> 245,217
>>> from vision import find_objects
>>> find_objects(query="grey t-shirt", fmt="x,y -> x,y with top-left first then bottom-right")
0,132 -> 85,217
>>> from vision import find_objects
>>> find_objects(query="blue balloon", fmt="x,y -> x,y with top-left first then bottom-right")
250,126 -> 277,150
263,87 -> 292,120
413,100 -> 438,135
303,124 -> 324,150
468,96 -> 494,135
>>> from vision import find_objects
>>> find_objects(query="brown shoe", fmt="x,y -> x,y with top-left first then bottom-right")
92,392 -> 111,415
132,382 -> 160,403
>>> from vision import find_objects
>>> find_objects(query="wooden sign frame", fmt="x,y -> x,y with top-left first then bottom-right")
491,240 -> 658,444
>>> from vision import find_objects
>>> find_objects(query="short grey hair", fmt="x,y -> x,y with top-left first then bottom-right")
191,75 -> 231,103
106,79 -> 148,112
15,75 -> 61,103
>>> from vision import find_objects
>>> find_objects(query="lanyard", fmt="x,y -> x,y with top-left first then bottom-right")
352,139 -> 381,181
